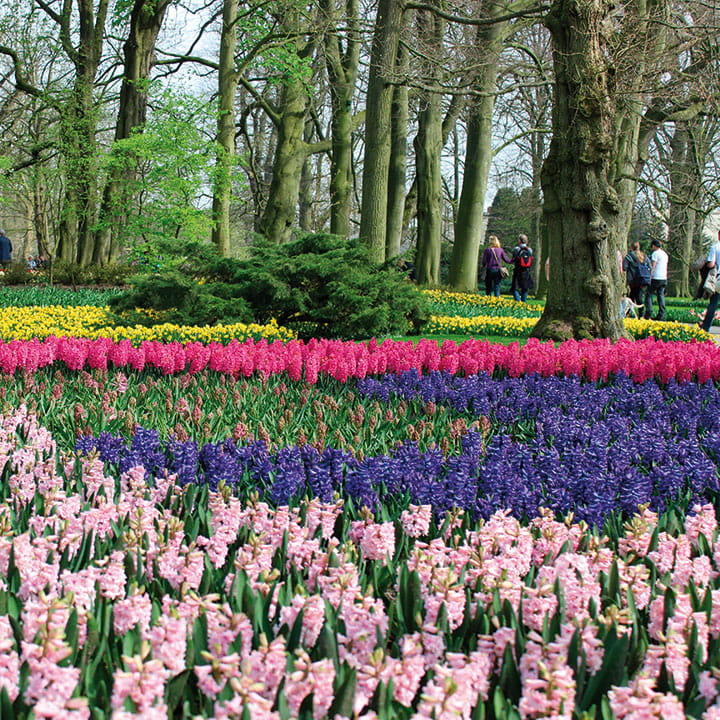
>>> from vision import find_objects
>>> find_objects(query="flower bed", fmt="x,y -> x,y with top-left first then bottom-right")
0,307 -> 719,716
423,290 -> 713,342
71,369 -> 720,526
425,314 -> 709,342
0,335 -> 719,381
0,305 -> 296,343
1,404 -> 720,718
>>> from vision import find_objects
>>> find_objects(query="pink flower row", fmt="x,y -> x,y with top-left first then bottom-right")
0,334 -> 719,383
2,406 -> 720,719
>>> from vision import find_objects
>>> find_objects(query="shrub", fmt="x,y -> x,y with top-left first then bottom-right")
0,262 -> 36,285
109,269 -> 254,327
49,260 -> 94,286
109,234 -> 430,339
89,262 -> 134,286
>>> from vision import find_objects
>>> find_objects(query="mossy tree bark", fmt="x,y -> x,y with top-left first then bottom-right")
257,7 -> 327,245
358,0 -> 406,262
385,41 -> 410,260
48,0 -> 110,265
414,4 -> 445,286
532,0 -> 667,341
211,0 -> 239,257
322,0 -> 360,239
95,0 -> 171,264
666,119 -> 703,297
258,76 -> 312,244
448,3 -> 505,292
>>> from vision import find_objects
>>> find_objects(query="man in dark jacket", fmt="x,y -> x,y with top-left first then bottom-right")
0,230 -> 12,268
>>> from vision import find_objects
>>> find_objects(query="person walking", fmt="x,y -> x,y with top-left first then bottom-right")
622,241 -> 651,304
0,229 -> 12,268
480,235 -> 511,296
510,234 -> 534,303
643,239 -> 668,321
700,230 -> 720,332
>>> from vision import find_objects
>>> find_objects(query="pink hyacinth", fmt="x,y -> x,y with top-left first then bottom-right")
148,614 -> 188,675
285,650 -> 336,719
609,677 -> 685,720
96,550 -> 127,599
305,499 -> 343,540
698,671 -> 719,704
278,594 -> 326,647
242,636 -> 287,701
356,521 -> 396,564
0,617 -> 20,701
111,654 -> 168,713
413,654 -> 490,720
113,590 -> 153,636
338,597 -> 389,667
317,561 -> 362,609
24,655 -> 88,718
2,335 -> 720,383
401,505 -> 433,538
685,504 -> 718,547
518,661 -> 576,720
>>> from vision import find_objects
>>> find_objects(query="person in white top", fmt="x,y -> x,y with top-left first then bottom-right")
700,230 -> 720,332
643,238 -> 668,321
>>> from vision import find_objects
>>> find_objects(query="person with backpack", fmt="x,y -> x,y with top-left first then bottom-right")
644,238 -> 668,321
622,241 -> 651,304
511,234 -> 534,302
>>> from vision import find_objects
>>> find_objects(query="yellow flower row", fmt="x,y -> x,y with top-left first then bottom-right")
429,314 -> 713,342
423,289 -> 529,311
427,314 -> 537,337
624,318 -> 712,342
0,306 -> 297,343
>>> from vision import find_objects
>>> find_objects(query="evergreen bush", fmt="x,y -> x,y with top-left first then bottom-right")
109,269 -> 253,327
49,260 -> 94,287
89,262 -> 134,286
108,234 -> 430,339
0,262 -> 36,284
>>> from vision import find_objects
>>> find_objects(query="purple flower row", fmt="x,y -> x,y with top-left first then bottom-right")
76,372 -> 720,526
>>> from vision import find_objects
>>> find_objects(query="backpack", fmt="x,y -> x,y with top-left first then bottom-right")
636,257 -> 651,286
517,247 -> 532,268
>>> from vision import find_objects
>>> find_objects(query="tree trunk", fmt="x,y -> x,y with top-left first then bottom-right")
448,9 -> 504,292
258,78 -> 311,244
358,0 -> 405,262
298,121 -> 316,231
401,95 -> 463,237
413,5 -> 445,286
414,91 -> 444,285
68,72 -> 100,266
533,0 -> 640,341
94,0 -> 170,263
666,120 -> 702,297
386,42 -> 409,259
211,0 -> 239,256
323,0 -> 360,238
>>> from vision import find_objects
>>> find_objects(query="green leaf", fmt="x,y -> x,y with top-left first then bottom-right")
65,608 -> 79,661
328,667 -> 357,719
165,669 -> 191,714
0,686 -> 14,720
579,628 -> 630,710
192,613 -> 209,665
286,608 -> 305,653
498,641 -> 521,701
605,560 -> 620,603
